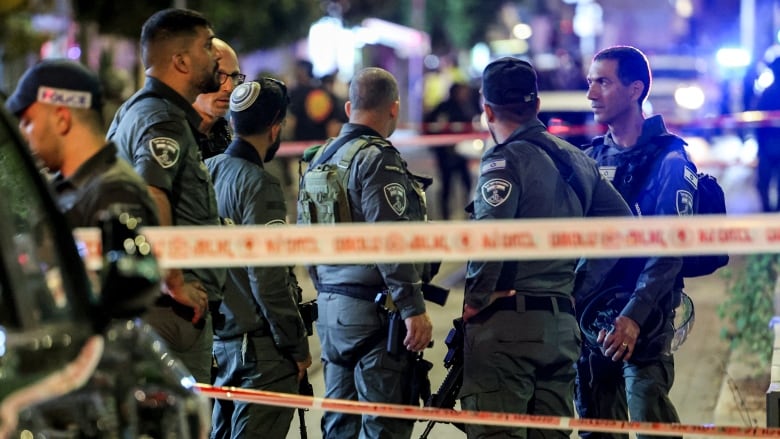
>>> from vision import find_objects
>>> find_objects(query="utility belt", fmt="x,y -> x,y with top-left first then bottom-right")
491,294 -> 575,316
316,283 -> 386,301
213,327 -> 268,342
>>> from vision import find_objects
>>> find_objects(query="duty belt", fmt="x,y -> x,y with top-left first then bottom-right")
492,294 -> 575,315
316,283 -> 386,301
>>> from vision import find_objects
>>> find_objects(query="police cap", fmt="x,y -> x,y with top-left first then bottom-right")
482,57 -> 538,106
6,58 -> 103,116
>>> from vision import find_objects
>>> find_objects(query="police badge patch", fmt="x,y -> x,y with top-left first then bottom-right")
676,190 -> 694,215
149,137 -> 180,169
383,183 -> 407,216
481,178 -> 512,207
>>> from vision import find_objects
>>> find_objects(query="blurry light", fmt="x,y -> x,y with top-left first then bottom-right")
757,70 -> 774,90
742,137 -> 758,164
675,0 -> 693,18
489,39 -> 529,56
512,23 -> 533,40
67,46 -> 81,60
716,47 -> 750,68
471,43 -> 491,73
674,85 -> 705,110
424,54 -> 440,70
0,328 -> 5,357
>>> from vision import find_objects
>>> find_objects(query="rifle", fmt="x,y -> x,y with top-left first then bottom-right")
419,318 -> 465,438
297,300 -> 317,439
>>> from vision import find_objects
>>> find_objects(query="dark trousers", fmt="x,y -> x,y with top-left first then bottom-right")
431,146 -> 472,219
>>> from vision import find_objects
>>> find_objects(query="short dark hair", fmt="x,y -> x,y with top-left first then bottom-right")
593,46 -> 651,108
489,101 -> 536,124
348,67 -> 398,112
140,8 -> 212,68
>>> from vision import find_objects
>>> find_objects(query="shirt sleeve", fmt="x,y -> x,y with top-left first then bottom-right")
131,119 -> 193,196
241,174 -> 309,361
620,151 -> 692,326
355,147 -> 426,320
464,147 -> 520,310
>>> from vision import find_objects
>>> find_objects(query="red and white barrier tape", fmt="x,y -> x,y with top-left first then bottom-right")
194,383 -> 779,437
75,213 -> 775,270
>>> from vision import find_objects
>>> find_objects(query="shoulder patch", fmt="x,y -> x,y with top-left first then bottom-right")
599,166 -> 617,182
481,178 -> 512,207
481,159 -> 506,174
383,183 -> 407,216
149,137 -> 180,169
383,164 -> 404,174
676,190 -> 694,216
683,166 -> 698,189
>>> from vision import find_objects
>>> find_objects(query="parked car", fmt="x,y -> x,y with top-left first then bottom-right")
0,101 -> 209,438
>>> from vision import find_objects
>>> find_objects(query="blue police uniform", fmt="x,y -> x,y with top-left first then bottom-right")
575,115 -> 693,439
461,118 -> 631,439
304,123 -> 428,439
206,138 -> 309,439
107,76 -> 226,384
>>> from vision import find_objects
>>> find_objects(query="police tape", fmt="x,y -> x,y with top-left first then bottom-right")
194,383 -> 780,437
75,213 -> 774,270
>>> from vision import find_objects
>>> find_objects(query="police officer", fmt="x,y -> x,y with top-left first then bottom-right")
194,38 -> 244,159
206,79 -> 311,438
460,57 -> 631,439
3,58 -> 210,439
107,8 -> 226,384
6,59 -> 158,229
302,67 -> 433,439
575,45 -> 692,439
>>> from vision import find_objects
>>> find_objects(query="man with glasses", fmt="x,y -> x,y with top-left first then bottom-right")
194,38 -> 245,159
206,78 -> 311,438
107,8 -> 226,385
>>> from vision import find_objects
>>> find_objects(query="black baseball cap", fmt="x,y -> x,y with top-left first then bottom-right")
6,58 -> 103,116
481,57 -> 538,106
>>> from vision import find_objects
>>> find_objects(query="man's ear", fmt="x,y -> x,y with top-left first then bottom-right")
173,53 -> 188,74
630,80 -> 644,102
54,106 -> 72,135
390,100 -> 400,119
345,101 -> 352,118
483,103 -> 496,122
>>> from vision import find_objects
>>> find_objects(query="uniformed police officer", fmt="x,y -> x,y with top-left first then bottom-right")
194,38 -> 244,159
7,59 -> 158,230
107,8 -> 226,385
206,79 -> 311,438
460,57 -> 631,439
303,67 -> 433,439
575,45 -> 691,439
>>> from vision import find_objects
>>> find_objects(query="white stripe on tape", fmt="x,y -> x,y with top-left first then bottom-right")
74,213 -> 776,269
194,383 -> 780,437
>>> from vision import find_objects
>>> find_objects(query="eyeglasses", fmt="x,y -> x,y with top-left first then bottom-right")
261,76 -> 290,125
218,70 -> 246,87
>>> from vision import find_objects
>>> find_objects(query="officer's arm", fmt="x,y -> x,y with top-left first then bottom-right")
357,147 -> 426,320
243,177 -> 309,362
620,153 -> 690,327
464,150 -> 520,311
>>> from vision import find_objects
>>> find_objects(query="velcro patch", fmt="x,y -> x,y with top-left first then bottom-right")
481,178 -> 512,207
481,159 -> 506,174
37,86 -> 91,109
149,137 -> 180,169
384,183 -> 407,216
599,166 -> 617,182
683,166 -> 698,189
676,190 -> 694,215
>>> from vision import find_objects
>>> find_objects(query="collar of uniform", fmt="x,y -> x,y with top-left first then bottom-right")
224,137 -> 263,167
142,76 -> 203,130
338,122 -> 384,140
502,117 -> 547,145
52,143 -> 118,193
604,114 -> 669,150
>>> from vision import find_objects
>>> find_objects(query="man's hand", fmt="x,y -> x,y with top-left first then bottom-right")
296,354 -> 312,382
403,312 -> 433,352
598,315 -> 640,362
462,290 -> 516,322
163,269 -> 208,324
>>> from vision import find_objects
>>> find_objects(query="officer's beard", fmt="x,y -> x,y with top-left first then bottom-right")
198,66 -> 221,94
264,133 -> 282,162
